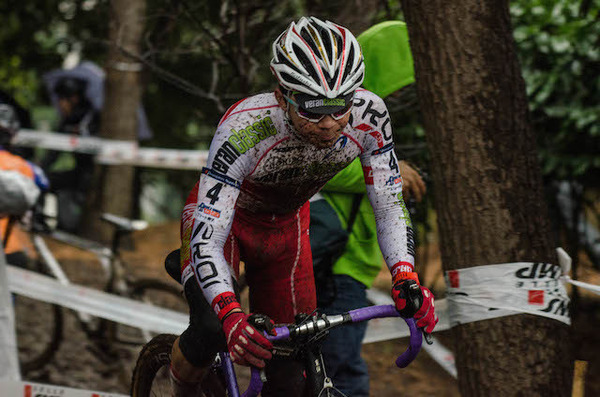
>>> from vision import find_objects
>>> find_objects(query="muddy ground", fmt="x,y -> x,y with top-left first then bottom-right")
12,222 -> 600,396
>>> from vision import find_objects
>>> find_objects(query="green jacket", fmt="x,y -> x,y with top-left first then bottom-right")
321,20 -> 415,288
321,158 -> 383,288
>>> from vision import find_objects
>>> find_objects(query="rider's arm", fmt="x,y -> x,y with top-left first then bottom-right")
357,94 -> 415,277
187,128 -> 251,321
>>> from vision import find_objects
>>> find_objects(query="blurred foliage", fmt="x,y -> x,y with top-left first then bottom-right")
0,0 -> 597,202
511,0 -> 599,185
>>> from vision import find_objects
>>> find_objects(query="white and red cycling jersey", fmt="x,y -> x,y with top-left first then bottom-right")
181,89 -> 416,320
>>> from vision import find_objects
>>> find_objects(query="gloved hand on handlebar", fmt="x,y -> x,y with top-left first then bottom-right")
221,311 -> 276,368
391,271 -> 438,334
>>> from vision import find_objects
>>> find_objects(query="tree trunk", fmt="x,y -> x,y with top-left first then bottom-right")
83,0 -> 146,241
400,0 -> 572,395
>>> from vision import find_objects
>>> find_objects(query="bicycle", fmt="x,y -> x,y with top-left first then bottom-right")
131,307 -> 421,396
12,210 -> 187,374
130,253 -> 423,397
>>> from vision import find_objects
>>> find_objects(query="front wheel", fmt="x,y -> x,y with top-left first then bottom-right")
130,334 -> 227,397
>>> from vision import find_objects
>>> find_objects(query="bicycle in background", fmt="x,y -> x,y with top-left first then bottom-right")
11,208 -> 187,374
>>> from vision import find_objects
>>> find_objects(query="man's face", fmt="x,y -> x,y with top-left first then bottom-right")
275,89 -> 352,149
57,95 -> 80,117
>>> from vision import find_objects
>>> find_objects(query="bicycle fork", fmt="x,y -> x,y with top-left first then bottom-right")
304,348 -> 341,397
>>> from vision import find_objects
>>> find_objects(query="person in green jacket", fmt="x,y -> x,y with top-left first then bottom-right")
311,157 -> 425,396
310,20 -> 427,396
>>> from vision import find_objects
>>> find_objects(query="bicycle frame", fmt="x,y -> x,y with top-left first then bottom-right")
216,305 -> 422,397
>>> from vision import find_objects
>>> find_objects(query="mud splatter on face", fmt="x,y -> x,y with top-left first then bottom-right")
287,106 -> 351,149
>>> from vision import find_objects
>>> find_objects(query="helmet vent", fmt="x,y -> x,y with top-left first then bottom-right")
342,45 -> 356,83
293,43 -> 321,85
280,72 -> 302,87
300,28 -> 322,62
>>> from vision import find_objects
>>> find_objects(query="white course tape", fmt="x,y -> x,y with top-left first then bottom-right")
445,262 -> 570,326
421,336 -> 457,379
98,146 -> 209,170
0,249 -> 21,381
0,380 -> 128,397
7,265 -> 188,335
13,129 -> 209,170
557,247 -> 600,295
16,129 -> 136,155
563,276 -> 600,295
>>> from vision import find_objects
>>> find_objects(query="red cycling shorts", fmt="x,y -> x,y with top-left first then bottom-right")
181,181 -> 316,323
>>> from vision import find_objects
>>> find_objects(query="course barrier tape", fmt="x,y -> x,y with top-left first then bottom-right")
14,129 -> 209,170
445,262 -> 571,326
7,265 -> 188,335
0,380 -> 128,397
557,247 -> 600,296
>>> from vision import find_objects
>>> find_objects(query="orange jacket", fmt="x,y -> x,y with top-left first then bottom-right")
1,149 -> 37,254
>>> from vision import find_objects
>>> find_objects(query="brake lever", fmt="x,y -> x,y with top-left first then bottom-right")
423,331 -> 433,345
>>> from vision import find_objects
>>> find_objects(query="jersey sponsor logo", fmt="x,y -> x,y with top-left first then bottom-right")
323,135 -> 348,160
407,226 -> 416,257
385,174 -> 402,186
191,221 -> 214,240
202,167 -> 241,189
394,193 -> 413,227
391,262 -> 415,278
198,203 -> 221,218
227,116 -> 277,154
192,246 -> 220,288
212,141 -> 241,174
354,98 -> 392,141
212,291 -> 241,319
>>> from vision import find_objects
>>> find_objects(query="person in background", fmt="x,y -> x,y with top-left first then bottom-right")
0,100 -> 48,267
41,76 -> 98,232
311,157 -> 426,396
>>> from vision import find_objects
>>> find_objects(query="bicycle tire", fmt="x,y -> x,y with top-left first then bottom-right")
13,258 -> 64,374
111,278 -> 186,346
130,334 -> 226,397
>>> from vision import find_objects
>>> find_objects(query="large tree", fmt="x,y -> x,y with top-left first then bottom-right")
83,0 -> 146,241
400,0 -> 572,395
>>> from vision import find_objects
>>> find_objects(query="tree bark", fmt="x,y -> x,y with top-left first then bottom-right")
400,0 -> 572,395
83,0 -> 146,241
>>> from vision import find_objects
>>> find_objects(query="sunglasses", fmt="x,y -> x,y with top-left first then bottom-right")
284,95 -> 353,122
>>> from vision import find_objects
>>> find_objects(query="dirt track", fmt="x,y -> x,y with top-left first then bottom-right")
13,222 -> 600,395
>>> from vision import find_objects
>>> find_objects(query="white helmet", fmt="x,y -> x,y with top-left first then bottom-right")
271,17 -> 365,99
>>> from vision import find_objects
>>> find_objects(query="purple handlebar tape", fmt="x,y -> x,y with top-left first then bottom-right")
243,305 -> 422,395
348,305 -> 422,368
241,367 -> 264,397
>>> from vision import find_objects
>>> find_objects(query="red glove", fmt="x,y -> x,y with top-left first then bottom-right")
221,312 -> 275,367
391,272 -> 438,334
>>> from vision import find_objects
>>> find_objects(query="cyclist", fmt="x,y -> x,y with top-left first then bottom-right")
0,100 -> 48,265
171,16 -> 438,396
